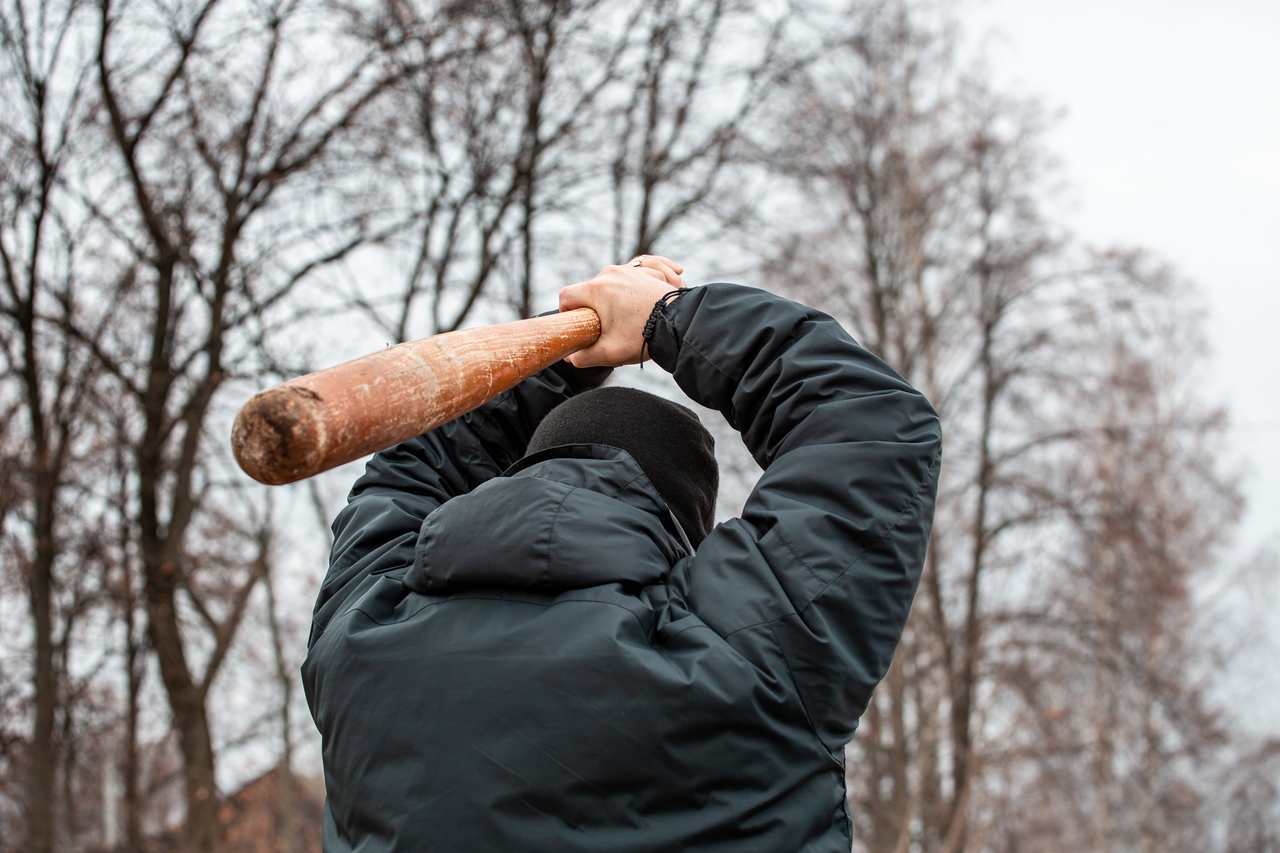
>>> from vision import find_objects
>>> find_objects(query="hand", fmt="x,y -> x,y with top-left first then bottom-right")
560,256 -> 684,368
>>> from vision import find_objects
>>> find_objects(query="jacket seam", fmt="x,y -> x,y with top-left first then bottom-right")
678,332 -> 740,384
676,317 -> 823,443
771,522 -> 826,590
767,621 -> 823,740
721,613 -> 793,640
662,619 -> 726,642
522,461 -> 680,552
676,332 -> 752,432
800,443 -> 942,616
603,471 -> 649,501
661,618 -> 826,743
543,486 -> 573,586
719,442 -> 939,640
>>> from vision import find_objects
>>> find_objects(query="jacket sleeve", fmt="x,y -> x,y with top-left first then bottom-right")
652,284 -> 941,751
308,360 -> 610,645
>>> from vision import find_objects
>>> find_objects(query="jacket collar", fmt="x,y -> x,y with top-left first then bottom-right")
402,445 -> 689,595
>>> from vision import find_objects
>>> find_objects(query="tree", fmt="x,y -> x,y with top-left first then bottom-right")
0,0 -> 119,847
976,254 -> 1240,850
761,2 -> 1247,849
2,0 -> 1273,848
82,0 -> 410,845
336,0 -> 636,338
340,0 -> 820,343
598,0 -> 807,262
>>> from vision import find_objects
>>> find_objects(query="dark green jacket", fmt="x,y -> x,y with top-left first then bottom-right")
302,284 -> 942,851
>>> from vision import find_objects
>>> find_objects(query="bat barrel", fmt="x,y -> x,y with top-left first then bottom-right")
231,308 -> 601,485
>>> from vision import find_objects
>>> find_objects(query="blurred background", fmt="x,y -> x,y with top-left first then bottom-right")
2,0 -> 1276,850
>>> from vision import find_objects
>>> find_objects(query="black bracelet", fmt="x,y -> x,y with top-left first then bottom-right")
640,288 -> 691,368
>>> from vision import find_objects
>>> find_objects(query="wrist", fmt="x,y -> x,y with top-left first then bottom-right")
640,288 -> 692,366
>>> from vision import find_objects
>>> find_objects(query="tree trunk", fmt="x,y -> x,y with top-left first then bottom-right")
141,555 -> 221,851
264,564 -> 297,853
26,516 -> 56,853
26,418 -> 59,853
139,458 -> 221,852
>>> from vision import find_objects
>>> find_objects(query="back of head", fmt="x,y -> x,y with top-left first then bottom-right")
525,387 -> 718,547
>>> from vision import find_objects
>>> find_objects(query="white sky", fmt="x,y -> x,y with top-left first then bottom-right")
963,0 -> 1280,732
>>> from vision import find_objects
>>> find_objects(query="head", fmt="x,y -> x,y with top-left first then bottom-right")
525,387 -> 718,547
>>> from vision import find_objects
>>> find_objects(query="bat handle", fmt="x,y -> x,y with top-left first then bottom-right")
231,308 -> 601,485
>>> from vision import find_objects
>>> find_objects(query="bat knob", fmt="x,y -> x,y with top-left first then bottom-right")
231,385 -> 326,485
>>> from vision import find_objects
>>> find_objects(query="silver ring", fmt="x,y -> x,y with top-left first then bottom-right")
631,257 -> 643,267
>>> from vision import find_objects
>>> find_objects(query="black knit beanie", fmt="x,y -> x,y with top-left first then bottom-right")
525,387 -> 718,547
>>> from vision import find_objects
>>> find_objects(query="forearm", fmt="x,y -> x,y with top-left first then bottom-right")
645,283 -> 937,463
652,283 -> 942,747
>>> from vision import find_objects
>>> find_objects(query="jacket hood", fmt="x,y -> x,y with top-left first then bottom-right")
402,445 -> 690,594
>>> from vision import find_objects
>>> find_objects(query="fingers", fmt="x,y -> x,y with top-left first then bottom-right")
558,258 -> 683,313
629,255 -> 684,287
637,255 -> 684,276
558,280 -> 592,313
558,258 -> 684,368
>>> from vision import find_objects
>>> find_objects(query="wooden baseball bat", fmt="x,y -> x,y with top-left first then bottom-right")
231,308 -> 601,485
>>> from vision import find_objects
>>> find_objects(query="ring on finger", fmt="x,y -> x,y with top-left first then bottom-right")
631,257 -> 644,267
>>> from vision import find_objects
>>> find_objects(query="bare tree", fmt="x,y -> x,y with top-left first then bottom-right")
973,254 -> 1241,851
762,3 -> 1249,851
81,0 -> 411,845
2,1 -> 1273,850
335,0 -> 639,340
1219,740 -> 1280,853
338,0 -> 820,344
600,0 -> 814,262
0,0 -> 122,848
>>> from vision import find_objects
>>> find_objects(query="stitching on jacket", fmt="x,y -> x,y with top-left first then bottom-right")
800,444 -> 942,616
719,444 -> 940,639
721,613 -> 795,640
661,620 -> 720,642
604,471 -> 649,500
675,334 -> 746,430
656,288 -> 753,433
655,289 -> 738,387
679,333 -> 739,384
520,454 -> 648,503
543,486 -> 573,586
767,621 -> 823,740
677,317 -> 825,438
771,523 -> 825,590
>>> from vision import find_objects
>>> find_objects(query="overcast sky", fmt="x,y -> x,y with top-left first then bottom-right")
962,0 -> 1280,732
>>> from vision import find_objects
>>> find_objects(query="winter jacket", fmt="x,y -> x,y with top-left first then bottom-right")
301,283 -> 942,852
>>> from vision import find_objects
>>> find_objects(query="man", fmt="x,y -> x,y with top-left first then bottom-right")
302,256 -> 942,851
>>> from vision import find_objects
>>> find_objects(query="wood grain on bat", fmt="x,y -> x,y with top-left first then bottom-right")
231,308 -> 601,485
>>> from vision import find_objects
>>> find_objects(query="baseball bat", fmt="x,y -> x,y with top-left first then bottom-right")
231,308 -> 601,485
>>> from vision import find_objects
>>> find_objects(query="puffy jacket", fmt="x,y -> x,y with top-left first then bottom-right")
302,283 -> 942,852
